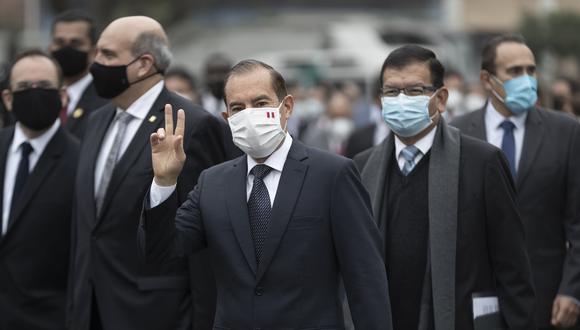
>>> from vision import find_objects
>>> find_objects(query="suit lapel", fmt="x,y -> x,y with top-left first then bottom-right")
83,104 -> 116,223
517,108 -> 544,188
256,141 -> 308,283
226,155 -> 258,274
0,127 -> 14,229
95,89 -> 166,224
6,128 -> 66,235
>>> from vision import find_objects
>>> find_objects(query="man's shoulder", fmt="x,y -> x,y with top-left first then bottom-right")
449,109 -> 484,130
534,107 -> 580,130
459,132 -> 502,164
166,91 -> 215,121
301,143 -> 352,171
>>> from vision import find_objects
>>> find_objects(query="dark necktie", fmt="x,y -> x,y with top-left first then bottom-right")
500,120 -> 517,178
248,164 -> 273,264
10,142 -> 34,220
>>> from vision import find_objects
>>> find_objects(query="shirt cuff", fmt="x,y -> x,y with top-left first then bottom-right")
150,180 -> 176,208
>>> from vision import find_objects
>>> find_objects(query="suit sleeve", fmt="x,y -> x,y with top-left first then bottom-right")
559,122 -> 580,299
330,160 -> 393,329
484,150 -> 536,330
139,171 -> 209,264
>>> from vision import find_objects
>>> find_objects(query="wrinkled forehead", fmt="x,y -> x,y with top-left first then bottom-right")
382,61 -> 432,87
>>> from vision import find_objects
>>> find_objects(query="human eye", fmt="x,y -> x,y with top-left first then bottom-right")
406,87 -> 424,96
382,88 -> 399,97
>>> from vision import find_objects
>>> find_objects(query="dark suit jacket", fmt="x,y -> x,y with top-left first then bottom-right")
354,121 -> 536,330
0,126 -> 79,330
140,140 -> 393,329
68,88 -> 227,330
344,123 -> 376,159
451,106 -> 580,327
63,81 -> 107,140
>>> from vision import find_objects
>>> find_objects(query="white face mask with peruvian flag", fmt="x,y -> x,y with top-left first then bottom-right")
228,101 -> 287,159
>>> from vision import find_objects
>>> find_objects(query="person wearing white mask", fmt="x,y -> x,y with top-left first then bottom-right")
139,59 -> 392,329
354,45 -> 535,330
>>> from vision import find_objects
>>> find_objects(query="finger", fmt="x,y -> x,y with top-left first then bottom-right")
553,299 -> 562,325
157,127 -> 166,140
164,104 -> 174,135
555,303 -> 569,326
150,132 -> 159,146
174,109 -> 185,137
173,135 -> 186,162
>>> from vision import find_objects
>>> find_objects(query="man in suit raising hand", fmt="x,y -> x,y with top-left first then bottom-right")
140,59 -> 393,329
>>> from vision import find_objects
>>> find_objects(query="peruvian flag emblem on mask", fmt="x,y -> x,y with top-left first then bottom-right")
266,111 -> 276,118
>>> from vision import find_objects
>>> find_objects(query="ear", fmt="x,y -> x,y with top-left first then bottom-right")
221,111 -> 229,121
435,87 -> 448,114
480,70 -> 493,91
137,54 -> 156,76
59,88 -> 69,110
281,94 -> 294,119
2,89 -> 12,112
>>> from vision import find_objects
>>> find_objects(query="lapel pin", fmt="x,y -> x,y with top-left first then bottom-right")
73,108 -> 84,119
148,115 -> 157,123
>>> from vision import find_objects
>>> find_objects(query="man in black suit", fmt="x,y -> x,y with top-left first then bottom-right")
68,16 -> 226,330
354,45 -> 536,330
451,34 -> 580,330
49,10 -> 107,139
139,59 -> 392,329
0,50 -> 79,329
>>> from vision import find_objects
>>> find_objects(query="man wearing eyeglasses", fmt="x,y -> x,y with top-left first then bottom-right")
0,50 -> 79,329
452,34 -> 580,330
354,45 -> 536,330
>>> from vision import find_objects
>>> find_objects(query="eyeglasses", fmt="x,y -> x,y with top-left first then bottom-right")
381,85 -> 438,97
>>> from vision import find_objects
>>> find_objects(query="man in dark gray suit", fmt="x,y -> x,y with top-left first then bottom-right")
355,45 -> 536,330
140,59 -> 392,329
452,34 -> 580,330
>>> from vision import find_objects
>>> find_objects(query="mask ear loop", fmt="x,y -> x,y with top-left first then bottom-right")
277,96 -> 289,132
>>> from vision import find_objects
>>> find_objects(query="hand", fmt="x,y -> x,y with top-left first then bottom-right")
552,295 -> 580,328
151,104 -> 186,186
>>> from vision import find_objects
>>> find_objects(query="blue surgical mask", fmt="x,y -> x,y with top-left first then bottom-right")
381,93 -> 437,137
491,75 -> 538,115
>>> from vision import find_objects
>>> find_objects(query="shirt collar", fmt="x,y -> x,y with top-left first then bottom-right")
247,132 -> 293,176
485,100 -> 528,131
394,125 -> 437,159
66,73 -> 93,97
10,119 -> 60,156
117,80 -> 164,120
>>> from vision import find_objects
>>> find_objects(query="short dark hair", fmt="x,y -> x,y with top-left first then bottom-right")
9,49 -> 63,87
166,67 -> 197,89
52,10 -> 97,45
380,45 -> 445,89
481,34 -> 527,74
224,59 -> 288,103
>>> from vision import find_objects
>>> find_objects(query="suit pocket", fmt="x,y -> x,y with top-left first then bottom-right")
136,276 -> 190,291
287,216 -> 322,230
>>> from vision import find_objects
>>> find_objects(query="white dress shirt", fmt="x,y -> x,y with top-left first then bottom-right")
484,101 -> 527,171
66,73 -> 93,116
2,120 -> 60,234
94,81 -> 164,195
150,133 -> 293,208
393,126 -> 437,171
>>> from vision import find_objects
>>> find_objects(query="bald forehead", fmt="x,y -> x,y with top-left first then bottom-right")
495,42 -> 535,68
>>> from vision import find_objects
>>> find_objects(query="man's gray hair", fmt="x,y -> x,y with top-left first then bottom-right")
131,32 -> 172,72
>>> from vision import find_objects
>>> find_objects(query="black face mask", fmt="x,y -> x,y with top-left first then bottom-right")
51,46 -> 89,77
90,57 -> 160,99
11,88 -> 62,131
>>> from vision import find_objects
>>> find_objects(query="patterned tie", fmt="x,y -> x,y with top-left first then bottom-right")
9,142 -> 34,220
401,145 -> 421,176
500,120 -> 516,178
248,164 -> 273,264
95,111 -> 133,216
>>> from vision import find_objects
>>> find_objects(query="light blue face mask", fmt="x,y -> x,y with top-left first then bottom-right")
381,93 -> 437,138
491,75 -> 538,115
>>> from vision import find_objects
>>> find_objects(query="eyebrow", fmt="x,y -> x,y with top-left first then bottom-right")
228,94 -> 274,108
99,47 -> 116,57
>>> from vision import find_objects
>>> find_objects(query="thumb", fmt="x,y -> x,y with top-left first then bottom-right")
553,297 -> 562,324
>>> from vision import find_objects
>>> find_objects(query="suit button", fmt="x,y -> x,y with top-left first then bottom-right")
254,286 -> 263,296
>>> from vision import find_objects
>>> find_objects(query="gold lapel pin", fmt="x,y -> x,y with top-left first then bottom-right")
148,115 -> 157,123
73,108 -> 84,119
